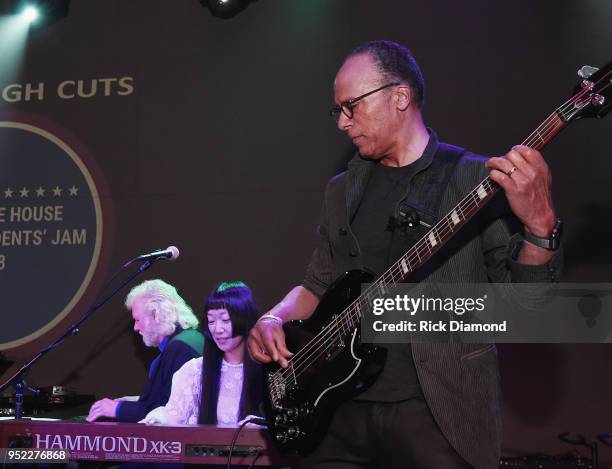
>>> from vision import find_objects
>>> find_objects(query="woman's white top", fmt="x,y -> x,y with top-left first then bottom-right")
140,357 -> 244,425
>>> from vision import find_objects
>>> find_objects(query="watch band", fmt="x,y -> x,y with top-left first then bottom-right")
524,218 -> 563,251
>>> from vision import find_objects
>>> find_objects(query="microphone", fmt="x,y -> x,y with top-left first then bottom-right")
135,246 -> 180,262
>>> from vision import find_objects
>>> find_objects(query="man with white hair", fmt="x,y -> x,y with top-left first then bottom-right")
86,279 -> 204,422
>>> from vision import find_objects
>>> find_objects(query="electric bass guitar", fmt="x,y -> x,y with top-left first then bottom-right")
262,61 -> 612,454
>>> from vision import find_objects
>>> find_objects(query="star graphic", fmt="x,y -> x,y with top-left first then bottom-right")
19,187 -> 29,198
3,188 -> 13,198
68,185 -> 78,196
52,186 -> 62,197
36,186 -> 45,197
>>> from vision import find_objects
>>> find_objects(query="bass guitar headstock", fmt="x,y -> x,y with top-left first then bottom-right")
557,60 -> 611,123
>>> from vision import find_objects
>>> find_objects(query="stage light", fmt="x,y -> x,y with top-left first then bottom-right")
200,0 -> 255,19
7,0 -> 70,28
21,6 -> 38,23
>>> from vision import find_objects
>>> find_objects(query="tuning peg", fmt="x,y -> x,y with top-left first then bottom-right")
592,94 -> 605,106
578,65 -> 599,79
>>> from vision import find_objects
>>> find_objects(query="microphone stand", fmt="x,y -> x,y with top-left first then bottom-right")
0,259 -> 155,420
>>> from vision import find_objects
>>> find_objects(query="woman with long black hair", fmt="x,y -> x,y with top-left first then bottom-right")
141,281 -> 263,425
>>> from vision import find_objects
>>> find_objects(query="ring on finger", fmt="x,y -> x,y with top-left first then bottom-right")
506,166 -> 517,177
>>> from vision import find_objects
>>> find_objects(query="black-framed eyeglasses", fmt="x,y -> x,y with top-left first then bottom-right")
329,82 -> 399,122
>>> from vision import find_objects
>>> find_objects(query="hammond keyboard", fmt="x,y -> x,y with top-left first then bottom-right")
0,419 -> 294,466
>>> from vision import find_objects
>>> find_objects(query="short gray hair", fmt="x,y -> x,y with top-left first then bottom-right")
349,40 -> 425,108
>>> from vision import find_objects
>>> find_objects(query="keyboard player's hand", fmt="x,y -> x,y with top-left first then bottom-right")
86,398 -> 119,422
139,407 -> 167,425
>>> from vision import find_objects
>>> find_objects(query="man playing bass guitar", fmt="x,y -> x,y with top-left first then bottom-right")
248,40 -> 562,469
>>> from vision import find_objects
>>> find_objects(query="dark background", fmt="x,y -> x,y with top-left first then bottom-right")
0,0 -> 611,462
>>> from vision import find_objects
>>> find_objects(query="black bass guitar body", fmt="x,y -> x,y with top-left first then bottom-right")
262,269 -> 386,454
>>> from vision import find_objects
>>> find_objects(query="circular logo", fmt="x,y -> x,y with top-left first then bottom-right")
0,121 -> 103,349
